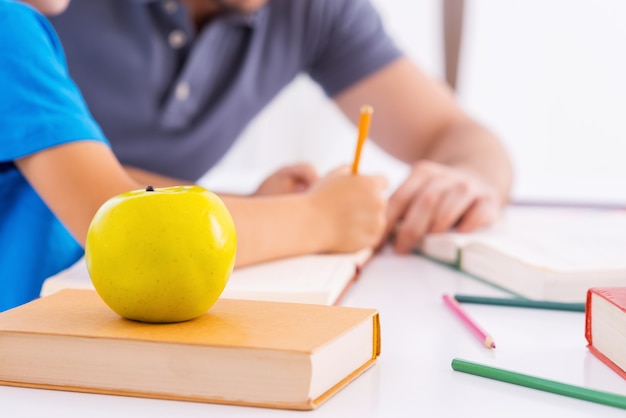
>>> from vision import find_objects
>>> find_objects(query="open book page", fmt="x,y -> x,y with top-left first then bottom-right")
40,257 -> 94,295
40,248 -> 372,306
222,249 -> 372,305
466,207 -> 626,270
420,206 -> 626,301
464,232 -> 626,272
419,208 -> 529,264
422,206 -> 626,269
420,232 -> 483,265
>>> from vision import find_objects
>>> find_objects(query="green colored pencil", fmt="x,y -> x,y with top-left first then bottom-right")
453,294 -> 585,312
451,358 -> 626,410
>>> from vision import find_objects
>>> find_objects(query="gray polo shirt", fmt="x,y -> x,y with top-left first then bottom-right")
51,0 -> 402,181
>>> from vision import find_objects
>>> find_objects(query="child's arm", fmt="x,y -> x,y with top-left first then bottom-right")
221,169 -> 389,267
16,143 -> 388,267
15,141 -> 141,247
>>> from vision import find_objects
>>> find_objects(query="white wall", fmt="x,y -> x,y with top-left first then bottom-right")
458,0 -> 626,205
202,0 -> 626,206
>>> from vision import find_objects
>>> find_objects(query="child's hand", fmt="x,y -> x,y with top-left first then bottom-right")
253,163 -> 319,196
307,167 -> 389,253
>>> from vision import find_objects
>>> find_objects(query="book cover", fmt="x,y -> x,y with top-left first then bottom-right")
585,287 -> 626,379
40,248 -> 372,306
0,289 -> 381,410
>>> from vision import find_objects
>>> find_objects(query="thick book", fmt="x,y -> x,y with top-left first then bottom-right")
41,248 -> 372,306
585,287 -> 626,379
419,206 -> 626,302
0,289 -> 380,410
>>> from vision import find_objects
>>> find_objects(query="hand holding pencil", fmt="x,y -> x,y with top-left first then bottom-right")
302,105 -> 387,253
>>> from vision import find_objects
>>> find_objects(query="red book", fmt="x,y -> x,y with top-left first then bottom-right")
585,287 -> 626,379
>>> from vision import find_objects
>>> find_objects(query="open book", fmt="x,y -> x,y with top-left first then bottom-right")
419,206 -> 626,303
41,248 -> 372,306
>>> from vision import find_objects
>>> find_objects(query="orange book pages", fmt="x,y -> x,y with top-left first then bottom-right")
585,287 -> 626,380
0,289 -> 380,410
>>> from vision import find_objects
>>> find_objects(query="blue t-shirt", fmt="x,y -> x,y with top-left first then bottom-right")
0,1 -> 108,311
51,0 -> 403,181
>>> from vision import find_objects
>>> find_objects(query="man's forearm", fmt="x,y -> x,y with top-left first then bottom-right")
422,119 -> 513,204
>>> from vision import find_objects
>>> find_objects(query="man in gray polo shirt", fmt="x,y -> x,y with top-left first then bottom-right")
50,0 -> 512,261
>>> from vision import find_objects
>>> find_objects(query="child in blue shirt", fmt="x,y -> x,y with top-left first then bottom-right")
0,0 -> 389,312
0,0 -> 134,311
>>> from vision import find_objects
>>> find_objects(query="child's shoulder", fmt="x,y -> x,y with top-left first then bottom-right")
0,1 -> 50,32
0,0 -> 40,18
0,1 -> 60,55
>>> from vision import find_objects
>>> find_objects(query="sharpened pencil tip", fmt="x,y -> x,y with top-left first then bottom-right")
484,336 -> 496,349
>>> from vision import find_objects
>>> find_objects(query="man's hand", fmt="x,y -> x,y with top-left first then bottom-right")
254,163 -> 319,196
386,160 -> 503,253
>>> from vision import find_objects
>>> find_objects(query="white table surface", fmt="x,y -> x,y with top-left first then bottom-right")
3,247 -> 626,417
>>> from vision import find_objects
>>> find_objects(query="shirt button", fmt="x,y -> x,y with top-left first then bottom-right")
162,0 -> 179,14
168,29 -> 187,49
175,82 -> 190,101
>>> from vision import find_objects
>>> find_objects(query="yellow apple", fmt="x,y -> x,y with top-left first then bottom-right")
85,185 -> 237,323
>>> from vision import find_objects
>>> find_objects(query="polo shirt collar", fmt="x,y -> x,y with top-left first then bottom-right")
132,0 -> 260,28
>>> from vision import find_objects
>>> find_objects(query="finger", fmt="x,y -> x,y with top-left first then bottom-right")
393,178 -> 448,253
428,180 -> 477,233
254,164 -> 315,196
385,160 -> 444,230
368,174 -> 389,192
326,165 -> 351,177
284,163 -> 319,186
455,196 -> 501,232
385,174 -> 428,235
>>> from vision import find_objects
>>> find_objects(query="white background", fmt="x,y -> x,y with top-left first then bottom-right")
201,0 -> 626,205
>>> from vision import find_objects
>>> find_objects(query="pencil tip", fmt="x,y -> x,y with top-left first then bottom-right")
490,342 -> 496,349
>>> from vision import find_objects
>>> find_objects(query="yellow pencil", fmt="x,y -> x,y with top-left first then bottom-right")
351,105 -> 373,174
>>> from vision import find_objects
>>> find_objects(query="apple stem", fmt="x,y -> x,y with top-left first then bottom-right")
146,185 -> 155,192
